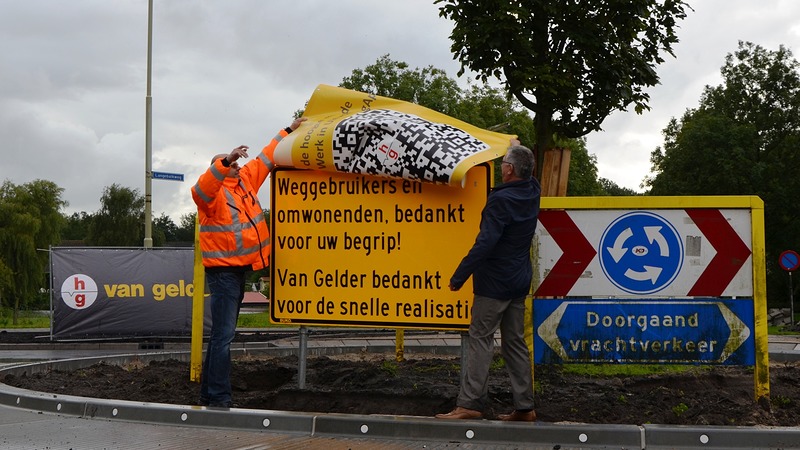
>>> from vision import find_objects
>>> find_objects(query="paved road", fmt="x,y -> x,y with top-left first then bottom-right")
1,330 -> 799,449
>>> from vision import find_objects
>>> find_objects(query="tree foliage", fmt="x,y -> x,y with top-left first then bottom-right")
62,212 -> 92,242
64,208 -> 193,247
86,184 -> 146,247
435,0 -> 690,175
451,83 -> 537,185
0,180 -> 66,316
175,212 -> 197,243
564,138 -> 603,196
645,41 -> 800,306
339,55 -> 607,191
18,180 -> 67,267
340,54 -> 463,116
599,178 -> 639,196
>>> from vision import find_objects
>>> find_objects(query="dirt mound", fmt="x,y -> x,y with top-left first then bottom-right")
4,353 -> 800,426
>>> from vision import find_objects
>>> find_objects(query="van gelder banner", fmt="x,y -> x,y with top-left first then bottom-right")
272,84 -> 516,186
51,247 -> 210,339
270,165 -> 490,329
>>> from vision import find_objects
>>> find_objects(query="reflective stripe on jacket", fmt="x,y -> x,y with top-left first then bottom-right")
191,128 -> 289,270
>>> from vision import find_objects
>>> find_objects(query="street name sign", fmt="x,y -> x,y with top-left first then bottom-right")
152,171 -> 184,182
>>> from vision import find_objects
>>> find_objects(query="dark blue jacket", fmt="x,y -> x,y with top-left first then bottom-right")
450,176 -> 541,299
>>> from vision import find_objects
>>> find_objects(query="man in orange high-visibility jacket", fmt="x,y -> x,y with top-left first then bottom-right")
192,117 -> 306,408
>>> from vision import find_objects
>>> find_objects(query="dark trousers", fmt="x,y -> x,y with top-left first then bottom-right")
199,271 -> 245,405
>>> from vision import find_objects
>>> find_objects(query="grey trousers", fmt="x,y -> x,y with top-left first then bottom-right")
456,294 -> 535,412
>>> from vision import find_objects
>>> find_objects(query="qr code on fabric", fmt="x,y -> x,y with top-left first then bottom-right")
331,109 -> 489,184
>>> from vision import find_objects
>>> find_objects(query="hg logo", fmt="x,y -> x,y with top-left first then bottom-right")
60,274 -> 98,310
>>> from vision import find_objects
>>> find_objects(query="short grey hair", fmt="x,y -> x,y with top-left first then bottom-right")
505,145 -> 535,178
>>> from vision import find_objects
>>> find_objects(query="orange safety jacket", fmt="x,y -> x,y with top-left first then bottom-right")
191,128 -> 290,271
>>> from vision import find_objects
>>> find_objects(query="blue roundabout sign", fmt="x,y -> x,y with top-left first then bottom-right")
599,212 -> 684,295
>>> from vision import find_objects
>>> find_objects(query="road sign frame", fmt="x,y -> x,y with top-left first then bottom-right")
536,195 -> 768,400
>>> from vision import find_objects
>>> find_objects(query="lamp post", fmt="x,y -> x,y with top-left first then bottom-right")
143,0 -> 154,248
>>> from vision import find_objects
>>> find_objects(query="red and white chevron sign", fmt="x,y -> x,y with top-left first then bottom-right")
533,208 -> 753,297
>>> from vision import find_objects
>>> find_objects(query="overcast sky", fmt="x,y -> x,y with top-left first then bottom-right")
2,1 -> 799,222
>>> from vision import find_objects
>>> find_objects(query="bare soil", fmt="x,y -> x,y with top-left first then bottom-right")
4,351 -> 800,426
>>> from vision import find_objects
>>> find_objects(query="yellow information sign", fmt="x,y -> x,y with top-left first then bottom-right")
270,165 -> 490,329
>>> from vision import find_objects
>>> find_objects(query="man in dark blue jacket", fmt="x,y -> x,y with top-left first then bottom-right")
436,144 -> 541,422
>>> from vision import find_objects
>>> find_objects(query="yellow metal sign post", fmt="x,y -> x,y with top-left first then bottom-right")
190,217 -> 205,382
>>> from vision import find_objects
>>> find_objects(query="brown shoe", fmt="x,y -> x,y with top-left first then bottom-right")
435,406 -> 483,420
498,410 -> 537,422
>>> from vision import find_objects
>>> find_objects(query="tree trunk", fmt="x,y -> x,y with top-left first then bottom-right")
540,147 -> 572,197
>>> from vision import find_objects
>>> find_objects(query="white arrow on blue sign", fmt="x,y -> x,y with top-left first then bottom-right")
534,299 -> 754,365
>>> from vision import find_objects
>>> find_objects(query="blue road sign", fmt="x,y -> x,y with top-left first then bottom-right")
152,171 -> 184,182
534,299 -> 755,365
780,250 -> 800,272
599,211 -> 683,295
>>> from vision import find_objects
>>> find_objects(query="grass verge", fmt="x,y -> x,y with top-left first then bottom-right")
0,307 -> 287,330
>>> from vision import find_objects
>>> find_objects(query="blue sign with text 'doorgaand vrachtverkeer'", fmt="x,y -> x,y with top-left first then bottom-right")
534,299 -> 754,365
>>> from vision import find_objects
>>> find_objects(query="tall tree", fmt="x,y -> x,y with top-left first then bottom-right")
0,180 -> 66,318
0,209 -> 39,317
452,83 -> 537,185
87,184 -> 146,246
62,211 -> 93,242
340,55 -> 606,191
645,41 -> 800,307
175,212 -> 197,243
152,213 -> 176,245
564,138 -> 604,196
436,0 -> 690,176
17,180 -> 67,266
0,184 -> 39,316
453,83 -> 536,145
340,54 -> 463,116
599,178 -> 639,196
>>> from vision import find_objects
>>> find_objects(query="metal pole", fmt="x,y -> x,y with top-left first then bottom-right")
790,272 -> 795,324
395,329 -> 405,362
298,326 -> 308,389
460,332 -> 468,384
143,0 -> 153,248
190,217 -> 205,382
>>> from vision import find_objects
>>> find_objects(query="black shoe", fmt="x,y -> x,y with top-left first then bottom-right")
198,397 -> 209,406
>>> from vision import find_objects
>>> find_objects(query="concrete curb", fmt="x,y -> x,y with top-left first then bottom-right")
643,424 -> 800,449
2,348 -> 800,449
